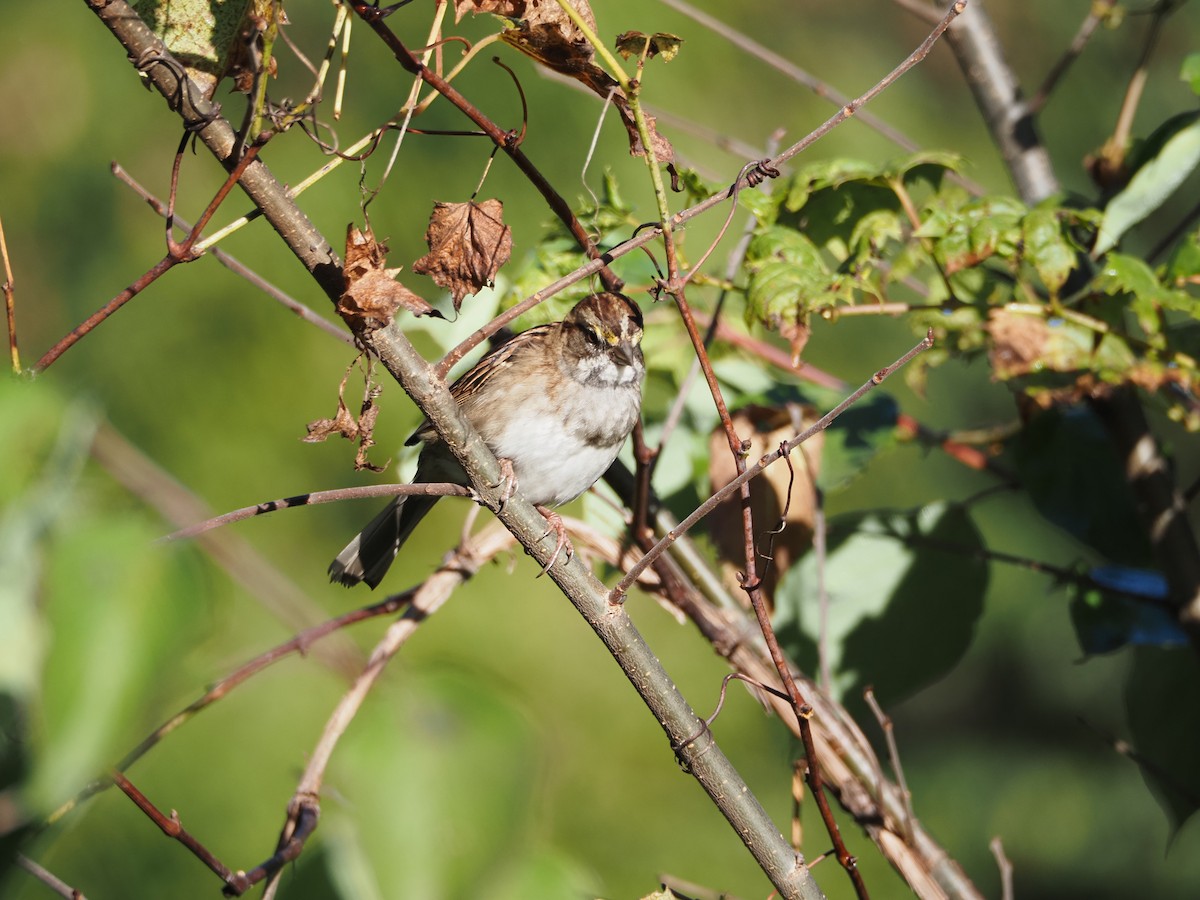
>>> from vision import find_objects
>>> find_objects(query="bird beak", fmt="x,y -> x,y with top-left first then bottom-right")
610,341 -> 639,368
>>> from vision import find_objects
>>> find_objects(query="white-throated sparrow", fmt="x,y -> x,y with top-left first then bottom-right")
330,291 -> 646,588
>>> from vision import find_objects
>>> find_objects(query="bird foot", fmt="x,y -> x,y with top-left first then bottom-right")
535,506 -> 574,576
492,457 -> 518,511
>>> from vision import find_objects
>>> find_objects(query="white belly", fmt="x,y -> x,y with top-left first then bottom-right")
488,414 -> 625,507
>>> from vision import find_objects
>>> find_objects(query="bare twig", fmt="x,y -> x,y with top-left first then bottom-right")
33,143 -> 263,372
111,769 -> 238,885
612,331 -> 935,599
1029,1 -> 1115,114
864,688 -> 915,843
990,837 -> 1014,900
660,0 -> 986,196
0,214 -> 17,373
109,162 -> 354,346
161,481 -> 474,541
940,0 -> 1059,203
1108,1 -> 1180,164
15,854 -> 87,900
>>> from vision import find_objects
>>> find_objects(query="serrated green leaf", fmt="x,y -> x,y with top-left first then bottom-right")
773,503 -> 988,708
1093,251 -> 1198,337
744,227 -> 833,325
1023,207 -> 1077,296
1094,112 -> 1200,256
1095,251 -> 1162,297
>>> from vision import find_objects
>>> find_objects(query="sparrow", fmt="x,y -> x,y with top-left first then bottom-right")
329,291 -> 646,588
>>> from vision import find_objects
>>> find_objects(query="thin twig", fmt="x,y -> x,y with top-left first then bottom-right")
161,482 -> 474,541
0,214 -> 17,373
111,769 -> 238,886
989,837 -> 1013,900
347,1 -> 623,293
33,143 -> 263,372
660,0 -> 986,196
15,854 -> 88,900
1108,1 -> 1179,162
229,523 -> 517,896
1028,1 -> 1114,114
864,688 -> 915,844
109,162 -> 354,346
612,330 -> 935,600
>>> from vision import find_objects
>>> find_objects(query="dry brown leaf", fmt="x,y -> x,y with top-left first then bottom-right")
453,0 -> 526,23
491,2 -> 675,162
986,307 -> 1048,380
303,357 -> 387,472
779,319 -> 812,365
708,405 -> 823,606
614,31 -> 683,62
411,200 -> 513,309
339,224 -> 434,329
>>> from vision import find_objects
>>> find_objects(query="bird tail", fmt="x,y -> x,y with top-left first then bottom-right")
328,494 -> 440,589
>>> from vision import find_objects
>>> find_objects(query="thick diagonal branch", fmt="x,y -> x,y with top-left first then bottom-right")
84,2 -> 825,895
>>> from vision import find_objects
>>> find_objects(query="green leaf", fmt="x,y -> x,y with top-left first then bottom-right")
1010,406 -> 1150,564
1125,648 -> 1200,835
744,226 -> 834,325
1069,568 -> 1185,655
1164,229 -> 1200,287
1023,207 -> 1077,296
817,393 -> 900,493
1181,52 -> 1200,95
773,503 -> 988,709
1093,111 -> 1200,256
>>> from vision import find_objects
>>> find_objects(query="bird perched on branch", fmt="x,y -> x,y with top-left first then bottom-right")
330,291 -> 645,588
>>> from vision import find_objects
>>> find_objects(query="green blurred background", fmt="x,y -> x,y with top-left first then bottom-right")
3,1 -> 1200,898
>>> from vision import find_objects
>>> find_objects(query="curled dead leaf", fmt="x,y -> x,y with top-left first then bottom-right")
491,2 -> 675,162
339,224 -> 435,330
412,200 -> 513,310
709,405 -> 823,606
304,355 -> 388,473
